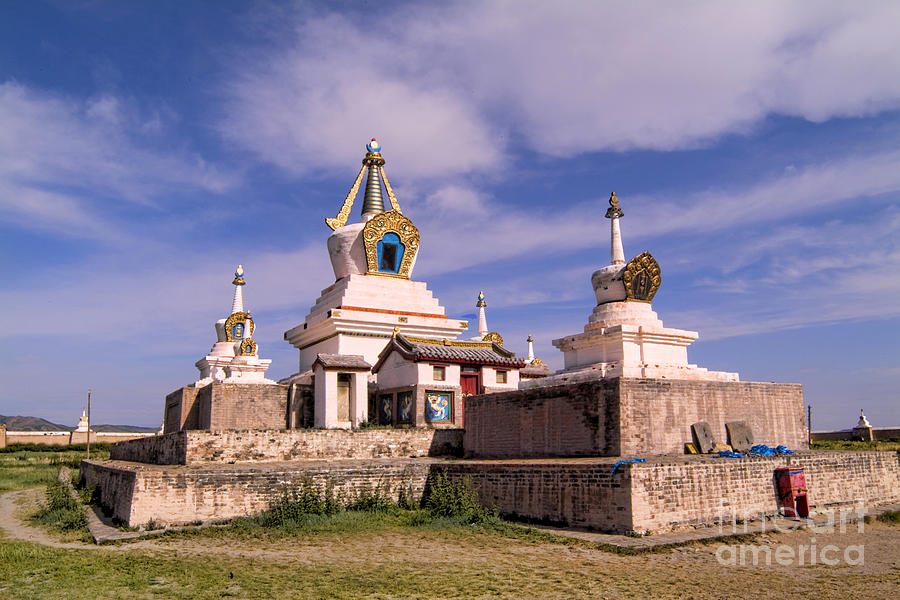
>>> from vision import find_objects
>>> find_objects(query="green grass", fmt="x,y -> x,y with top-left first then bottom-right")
810,439 -> 900,451
0,442 -> 111,454
29,480 -> 90,541
877,509 -> 900,524
0,448 -> 108,493
0,539 -> 577,600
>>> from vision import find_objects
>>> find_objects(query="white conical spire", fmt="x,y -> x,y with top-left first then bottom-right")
231,265 -> 245,314
857,409 -> 871,428
606,192 -> 625,266
476,291 -> 488,338
527,335 -> 535,363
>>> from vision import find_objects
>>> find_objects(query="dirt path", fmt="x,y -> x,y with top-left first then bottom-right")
0,488 -> 98,550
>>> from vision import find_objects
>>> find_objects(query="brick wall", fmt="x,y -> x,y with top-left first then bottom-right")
195,383 -> 289,432
464,379 -> 620,458
83,450 -> 900,533
435,460 -> 632,532
81,458 -> 436,527
109,428 -> 464,465
80,460 -> 138,524
464,377 -> 806,458
110,432 -> 188,464
628,451 -> 900,533
3,432 -> 71,446
618,379 -> 806,455
164,387 -> 200,433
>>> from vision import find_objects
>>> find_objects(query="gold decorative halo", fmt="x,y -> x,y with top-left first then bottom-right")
224,311 -> 255,341
239,338 -> 257,356
623,251 -> 661,302
362,209 -> 419,279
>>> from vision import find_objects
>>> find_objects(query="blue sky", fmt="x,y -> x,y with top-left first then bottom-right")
1,1 -> 898,430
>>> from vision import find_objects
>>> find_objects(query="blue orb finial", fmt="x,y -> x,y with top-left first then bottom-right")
366,137 -> 381,152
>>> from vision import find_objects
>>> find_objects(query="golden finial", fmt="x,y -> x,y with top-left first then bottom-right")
605,191 -> 624,219
476,290 -> 486,308
232,264 -> 246,285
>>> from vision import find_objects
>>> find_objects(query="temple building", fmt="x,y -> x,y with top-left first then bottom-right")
372,333 -> 525,427
86,139 -> 900,537
277,139 -> 525,428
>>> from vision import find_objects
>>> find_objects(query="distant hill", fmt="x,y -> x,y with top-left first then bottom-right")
0,415 -> 157,433
92,424 -> 158,433
0,415 -> 72,431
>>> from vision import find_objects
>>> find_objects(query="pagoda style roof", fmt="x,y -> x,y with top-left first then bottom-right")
312,354 -> 372,371
373,334 -> 526,372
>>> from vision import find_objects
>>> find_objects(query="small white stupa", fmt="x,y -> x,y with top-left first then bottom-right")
467,291 -> 505,344
195,265 -> 274,386
74,409 -> 91,433
857,409 -> 872,428
476,291 -> 488,339
551,192 -> 737,381
284,139 -> 469,373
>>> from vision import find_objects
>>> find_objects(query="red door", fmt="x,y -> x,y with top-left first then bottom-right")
460,373 -> 479,429
460,373 -> 479,398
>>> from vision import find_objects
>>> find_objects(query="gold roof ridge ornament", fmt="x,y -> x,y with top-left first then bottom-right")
326,138 -> 402,231
482,331 -> 504,345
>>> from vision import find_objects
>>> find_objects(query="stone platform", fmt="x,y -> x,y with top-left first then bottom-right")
465,377 -> 806,458
81,451 -> 900,534
110,428 -> 464,465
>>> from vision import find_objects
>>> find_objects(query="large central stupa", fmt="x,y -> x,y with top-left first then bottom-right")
283,139 -> 468,374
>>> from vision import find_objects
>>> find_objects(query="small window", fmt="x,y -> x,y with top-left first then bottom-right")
433,365 -> 446,381
496,370 -> 507,384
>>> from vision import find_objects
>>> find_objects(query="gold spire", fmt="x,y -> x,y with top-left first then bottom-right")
361,147 -> 385,216
326,138 -> 401,230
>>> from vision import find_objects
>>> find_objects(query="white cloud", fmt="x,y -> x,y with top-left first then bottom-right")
222,1 -> 900,173
0,82 -> 238,239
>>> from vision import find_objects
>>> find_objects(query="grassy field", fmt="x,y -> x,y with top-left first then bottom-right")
2,519 -> 899,599
810,439 -> 900,451
0,447 -> 108,493
1,448 -> 899,599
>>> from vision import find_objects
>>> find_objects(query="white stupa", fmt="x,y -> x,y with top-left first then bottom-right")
75,409 -> 91,433
857,410 -> 872,428
195,265 -> 274,386
284,139 -> 468,373
551,192 -> 738,381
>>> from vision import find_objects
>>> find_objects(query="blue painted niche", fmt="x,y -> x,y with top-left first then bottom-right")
376,232 -> 405,274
